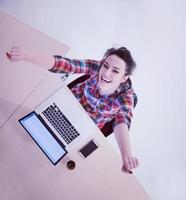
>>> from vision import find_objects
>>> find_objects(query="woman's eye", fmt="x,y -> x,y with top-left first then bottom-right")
113,70 -> 119,73
103,64 -> 109,69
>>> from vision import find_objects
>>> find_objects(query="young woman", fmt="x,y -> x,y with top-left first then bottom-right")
7,46 -> 139,173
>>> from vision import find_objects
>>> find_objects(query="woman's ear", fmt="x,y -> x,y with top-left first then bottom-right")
122,75 -> 129,83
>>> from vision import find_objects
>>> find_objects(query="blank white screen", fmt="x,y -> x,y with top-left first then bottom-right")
20,112 -> 66,164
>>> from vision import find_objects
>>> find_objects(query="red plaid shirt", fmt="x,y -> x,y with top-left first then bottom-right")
49,55 -> 137,131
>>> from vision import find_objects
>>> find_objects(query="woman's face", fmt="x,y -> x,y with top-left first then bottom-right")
98,55 -> 128,95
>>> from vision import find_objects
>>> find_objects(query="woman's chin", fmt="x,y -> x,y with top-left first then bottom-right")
98,86 -> 110,96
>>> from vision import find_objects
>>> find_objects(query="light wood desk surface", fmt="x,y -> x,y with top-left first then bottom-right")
0,73 -> 151,200
0,10 -> 151,200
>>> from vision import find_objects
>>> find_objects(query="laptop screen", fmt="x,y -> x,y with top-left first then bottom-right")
19,112 -> 67,165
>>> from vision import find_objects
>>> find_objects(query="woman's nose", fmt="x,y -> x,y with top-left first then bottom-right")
103,68 -> 111,78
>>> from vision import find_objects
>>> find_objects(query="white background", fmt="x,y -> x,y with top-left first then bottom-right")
1,0 -> 186,199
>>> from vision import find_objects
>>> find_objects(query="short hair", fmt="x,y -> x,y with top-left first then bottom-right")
102,47 -> 136,76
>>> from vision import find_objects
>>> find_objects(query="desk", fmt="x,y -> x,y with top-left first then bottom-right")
0,11 -> 151,200
0,10 -> 69,127
0,73 -> 151,200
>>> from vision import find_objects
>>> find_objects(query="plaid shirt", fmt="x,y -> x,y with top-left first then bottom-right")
49,55 -> 137,131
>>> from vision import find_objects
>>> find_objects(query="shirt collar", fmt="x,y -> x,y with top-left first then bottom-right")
85,75 -> 132,100
96,76 -> 132,98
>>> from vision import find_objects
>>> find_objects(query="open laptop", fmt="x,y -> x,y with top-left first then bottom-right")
19,86 -> 97,165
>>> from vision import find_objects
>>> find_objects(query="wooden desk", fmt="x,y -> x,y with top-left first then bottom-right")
0,11 -> 69,127
0,11 -> 151,200
0,73 -> 151,200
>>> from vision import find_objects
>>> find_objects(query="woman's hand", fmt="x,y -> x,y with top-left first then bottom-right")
6,46 -> 25,62
113,123 -> 140,174
6,46 -> 54,69
122,156 -> 139,174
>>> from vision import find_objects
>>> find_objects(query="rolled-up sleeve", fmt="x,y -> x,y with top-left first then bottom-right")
49,55 -> 100,75
113,91 -> 137,129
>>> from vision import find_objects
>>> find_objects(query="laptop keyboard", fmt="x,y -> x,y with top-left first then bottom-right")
42,103 -> 80,144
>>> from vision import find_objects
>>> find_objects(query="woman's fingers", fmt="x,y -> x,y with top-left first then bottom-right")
123,157 -> 139,171
133,157 -> 139,168
121,165 -> 133,174
6,52 -> 11,60
7,47 -> 24,62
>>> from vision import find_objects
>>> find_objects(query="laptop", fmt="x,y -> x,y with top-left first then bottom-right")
19,86 -> 97,165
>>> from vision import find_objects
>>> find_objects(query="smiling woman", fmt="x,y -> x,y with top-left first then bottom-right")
98,55 -> 129,95
98,55 -> 128,95
7,46 -> 138,174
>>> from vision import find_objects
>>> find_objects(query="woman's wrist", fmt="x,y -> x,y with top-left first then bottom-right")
23,51 -> 33,62
122,154 -> 132,162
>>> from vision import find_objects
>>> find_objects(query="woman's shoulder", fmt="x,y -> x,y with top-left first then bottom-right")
116,79 -> 138,107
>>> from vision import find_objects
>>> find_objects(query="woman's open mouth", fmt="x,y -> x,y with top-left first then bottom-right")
101,76 -> 111,83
